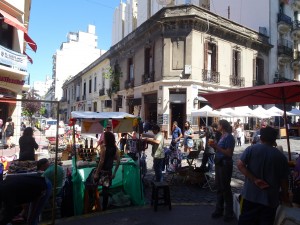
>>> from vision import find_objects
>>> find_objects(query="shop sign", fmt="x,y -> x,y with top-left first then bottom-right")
0,76 -> 25,85
0,45 -> 27,71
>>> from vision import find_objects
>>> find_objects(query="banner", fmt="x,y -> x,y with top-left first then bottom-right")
0,45 -> 27,71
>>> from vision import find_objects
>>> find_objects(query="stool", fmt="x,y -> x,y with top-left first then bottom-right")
84,184 -> 102,213
151,181 -> 172,211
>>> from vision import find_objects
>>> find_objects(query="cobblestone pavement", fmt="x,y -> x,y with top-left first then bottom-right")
142,137 -> 300,205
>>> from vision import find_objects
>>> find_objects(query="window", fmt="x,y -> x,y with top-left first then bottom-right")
204,42 -> 218,72
254,57 -> 264,84
145,47 -> 153,75
232,50 -> 241,77
83,82 -> 86,97
94,76 -> 97,92
93,102 -> 97,112
89,79 -> 92,93
0,21 -> 13,49
128,58 -> 134,80
172,39 -> 185,70
102,76 -> 105,89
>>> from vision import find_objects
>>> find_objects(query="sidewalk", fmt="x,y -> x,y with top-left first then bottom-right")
53,204 -> 238,225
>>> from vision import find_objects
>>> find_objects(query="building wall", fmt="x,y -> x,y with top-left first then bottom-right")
53,25 -> 102,100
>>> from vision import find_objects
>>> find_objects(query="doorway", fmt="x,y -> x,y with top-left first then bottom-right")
170,103 -> 186,133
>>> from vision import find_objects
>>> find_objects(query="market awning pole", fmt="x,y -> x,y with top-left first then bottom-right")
51,101 -> 60,225
282,96 -> 291,161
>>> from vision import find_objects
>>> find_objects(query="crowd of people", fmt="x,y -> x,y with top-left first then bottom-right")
0,116 -> 299,225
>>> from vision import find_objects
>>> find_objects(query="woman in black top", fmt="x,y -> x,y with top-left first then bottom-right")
19,127 -> 39,161
94,131 -> 120,210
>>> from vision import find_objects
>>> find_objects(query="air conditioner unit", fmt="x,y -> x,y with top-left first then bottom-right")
104,100 -> 112,108
185,65 -> 192,75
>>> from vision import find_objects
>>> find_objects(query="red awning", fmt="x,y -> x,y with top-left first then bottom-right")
24,33 -> 37,52
0,99 -> 16,104
0,9 -> 27,33
23,51 -> 33,64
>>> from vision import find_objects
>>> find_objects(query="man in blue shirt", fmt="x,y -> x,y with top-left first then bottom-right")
237,126 -> 290,225
171,121 -> 182,150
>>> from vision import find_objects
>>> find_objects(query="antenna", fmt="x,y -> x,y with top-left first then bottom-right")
156,0 -> 172,5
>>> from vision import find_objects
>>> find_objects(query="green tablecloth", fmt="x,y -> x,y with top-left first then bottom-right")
72,156 -> 145,215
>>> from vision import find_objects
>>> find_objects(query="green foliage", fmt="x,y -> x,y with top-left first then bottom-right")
103,65 -> 122,98
39,107 -> 47,117
22,89 -> 41,124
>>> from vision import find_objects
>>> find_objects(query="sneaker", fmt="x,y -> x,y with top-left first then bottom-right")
211,211 -> 223,219
223,215 -> 235,222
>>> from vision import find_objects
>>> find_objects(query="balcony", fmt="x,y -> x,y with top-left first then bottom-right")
277,39 -> 293,65
76,97 -> 80,102
252,80 -> 265,86
82,95 -> 86,100
292,51 -> 300,69
229,76 -> 245,87
99,88 -> 105,96
125,79 -> 134,89
142,72 -> 155,84
0,45 -> 28,75
277,13 -> 292,34
202,70 -> 220,84
273,76 -> 293,83
292,0 -> 300,11
292,20 -> 300,40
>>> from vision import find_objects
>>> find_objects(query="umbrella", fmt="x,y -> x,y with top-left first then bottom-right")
191,105 -> 230,125
200,81 -> 300,160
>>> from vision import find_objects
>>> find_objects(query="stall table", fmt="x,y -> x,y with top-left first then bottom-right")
73,155 -> 145,215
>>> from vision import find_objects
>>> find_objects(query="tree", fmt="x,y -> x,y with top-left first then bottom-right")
22,89 -> 41,126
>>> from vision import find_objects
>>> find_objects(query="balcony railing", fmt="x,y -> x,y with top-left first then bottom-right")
293,20 -> 300,30
252,80 -> 265,86
76,97 -> 80,102
125,79 -> 134,89
277,39 -> 293,57
82,95 -> 86,100
142,72 -> 155,84
99,88 -> 105,96
202,70 -> 220,83
230,76 -> 245,87
278,13 -> 292,25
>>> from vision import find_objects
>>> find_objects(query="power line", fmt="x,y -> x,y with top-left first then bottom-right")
82,0 -> 116,10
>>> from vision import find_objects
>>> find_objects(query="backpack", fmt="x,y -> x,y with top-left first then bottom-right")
60,173 -> 74,217
5,123 -> 14,136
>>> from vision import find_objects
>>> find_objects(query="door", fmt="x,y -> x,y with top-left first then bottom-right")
170,103 -> 186,134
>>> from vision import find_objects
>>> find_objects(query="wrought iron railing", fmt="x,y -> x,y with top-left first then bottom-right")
230,76 -> 245,87
202,69 -> 220,83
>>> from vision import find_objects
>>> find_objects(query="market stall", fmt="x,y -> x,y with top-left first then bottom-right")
69,111 -> 144,215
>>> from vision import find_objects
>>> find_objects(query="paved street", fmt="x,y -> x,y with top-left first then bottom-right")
1,130 -> 300,225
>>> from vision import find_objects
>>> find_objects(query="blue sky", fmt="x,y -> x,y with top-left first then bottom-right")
27,0 -> 121,85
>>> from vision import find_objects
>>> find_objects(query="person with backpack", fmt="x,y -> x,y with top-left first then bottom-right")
3,117 -> 14,149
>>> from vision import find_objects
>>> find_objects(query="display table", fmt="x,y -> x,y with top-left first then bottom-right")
73,155 -> 145,215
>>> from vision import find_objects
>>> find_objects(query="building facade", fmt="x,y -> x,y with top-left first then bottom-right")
61,52 -> 111,122
0,0 -> 34,142
62,4 -> 271,135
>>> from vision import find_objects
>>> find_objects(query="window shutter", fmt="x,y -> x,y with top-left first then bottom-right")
253,58 -> 257,81
204,41 -> 208,70
215,44 -> 218,72
237,51 -> 241,77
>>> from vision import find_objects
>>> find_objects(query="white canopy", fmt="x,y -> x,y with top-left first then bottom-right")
191,105 -> 230,117
71,111 -> 137,133
71,111 -> 136,119
251,106 -> 281,118
220,106 -> 253,117
288,108 -> 300,115
267,106 -> 295,116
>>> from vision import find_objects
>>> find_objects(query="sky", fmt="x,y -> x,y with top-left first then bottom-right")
27,0 -> 121,86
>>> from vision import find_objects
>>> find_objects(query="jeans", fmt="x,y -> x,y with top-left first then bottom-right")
153,158 -> 164,182
201,153 -> 215,171
238,199 -> 278,225
214,161 -> 234,217
27,177 -> 52,225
